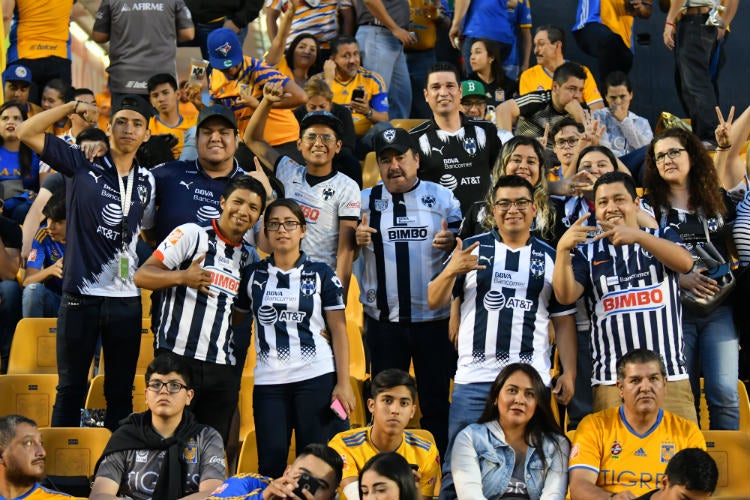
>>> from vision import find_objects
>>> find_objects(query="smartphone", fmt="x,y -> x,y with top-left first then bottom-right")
330,398 -> 347,420
293,473 -> 321,500
351,88 -> 365,101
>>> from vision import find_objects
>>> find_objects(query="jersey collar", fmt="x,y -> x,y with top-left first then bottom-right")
212,217 -> 242,247
619,405 -> 664,438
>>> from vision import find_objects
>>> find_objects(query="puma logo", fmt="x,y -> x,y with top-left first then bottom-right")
431,145 -> 445,154
179,181 -> 193,190
88,171 -> 102,184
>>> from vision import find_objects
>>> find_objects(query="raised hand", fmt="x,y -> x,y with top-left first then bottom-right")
250,156 -> 273,199
355,212 -> 377,247
445,238 -> 486,276
538,122 -> 550,149
432,218 -> 456,251
557,214 -> 596,252
714,105 -> 735,149
261,81 -> 288,105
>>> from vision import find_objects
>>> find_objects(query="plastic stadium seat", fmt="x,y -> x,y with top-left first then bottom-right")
362,152 -> 380,189
703,430 -> 750,498
39,427 -> 112,477
390,119 -> 428,131
346,275 -> 367,380
7,318 -> 58,374
141,289 -> 152,318
698,379 -> 750,432
84,374 -> 147,413
0,374 -> 58,426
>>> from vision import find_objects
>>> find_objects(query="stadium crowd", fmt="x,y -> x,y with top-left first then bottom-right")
0,0 -> 747,499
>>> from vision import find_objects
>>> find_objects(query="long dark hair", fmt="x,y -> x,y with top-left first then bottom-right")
643,128 -> 726,221
469,38 -> 507,86
478,363 -> 566,468
359,453 -> 420,500
285,33 -> 322,76
575,145 -> 619,173
0,101 -> 33,177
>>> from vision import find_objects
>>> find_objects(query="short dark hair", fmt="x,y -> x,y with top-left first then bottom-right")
370,369 -> 417,401
535,25 -> 565,52
330,35 -> 358,57
616,348 -> 667,382
297,444 -> 344,487
76,127 -> 109,146
264,198 -> 306,236
43,78 -> 72,102
425,62 -> 461,89
0,414 -> 37,453
145,352 -> 194,387
552,62 -> 586,87
492,174 -> 535,200
549,117 -> 583,140
360,453 -> 420,500
604,71 -> 632,93
664,448 -> 718,493
222,175 -> 268,215
147,73 -> 178,93
71,87 -> 95,101
42,192 -> 66,221
593,171 -> 637,201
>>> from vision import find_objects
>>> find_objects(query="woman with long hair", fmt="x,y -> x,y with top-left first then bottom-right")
264,3 -> 321,88
359,453 -> 420,500
642,127 -> 739,430
450,363 -> 569,500
0,101 -> 40,223
234,198 -> 356,477
467,38 -> 518,107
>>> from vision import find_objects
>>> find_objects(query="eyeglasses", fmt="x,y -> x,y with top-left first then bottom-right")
654,147 -> 686,165
494,198 -> 533,211
461,100 -> 485,108
266,220 -> 302,231
147,380 -> 189,394
301,133 -> 337,144
554,137 -> 580,148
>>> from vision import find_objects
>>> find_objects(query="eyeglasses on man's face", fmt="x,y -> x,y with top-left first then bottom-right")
493,198 -> 533,211
301,133 -> 337,144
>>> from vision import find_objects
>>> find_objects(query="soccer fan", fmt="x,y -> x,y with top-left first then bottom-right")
0,415 -> 69,499
244,82 -> 359,296
22,193 -> 65,318
147,73 -> 197,160
553,171 -> 697,422
519,25 -> 603,110
134,175 -> 266,446
2,64 -> 41,117
207,444 -> 343,499
634,448 -> 717,500
328,369 -> 441,500
428,174 -> 577,494
90,353 -> 226,500
410,62 -> 501,216
497,61 -> 587,139
19,94 -> 156,430
356,127 -> 461,454
266,0 -> 353,57
568,349 -> 706,499
459,79 -> 489,120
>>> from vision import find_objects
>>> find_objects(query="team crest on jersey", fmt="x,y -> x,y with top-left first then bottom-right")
707,217 -> 719,232
421,195 -> 436,207
137,184 -> 149,205
374,199 -> 389,211
530,257 -> 545,278
331,276 -> 343,289
641,247 -> 652,258
382,129 -> 397,143
660,443 -> 675,463
610,441 -> 622,459
463,137 -> 477,156
300,275 -> 317,296
495,89 -> 505,103
366,289 -> 376,302
183,439 -> 198,463
322,186 -> 335,200
135,450 -> 149,463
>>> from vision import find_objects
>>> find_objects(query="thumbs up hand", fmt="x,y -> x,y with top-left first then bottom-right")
432,218 -> 456,251
356,212 -> 378,247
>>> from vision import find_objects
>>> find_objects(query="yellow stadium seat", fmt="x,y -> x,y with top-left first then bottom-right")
7,318 -> 58,374
39,427 -> 112,478
0,374 -> 58,426
239,375 -> 255,444
703,430 -> 750,498
141,289 -> 152,318
698,379 -> 750,432
362,152 -> 380,189
237,429 -> 297,474
349,375 -> 368,428
346,276 -> 367,380
390,119 -> 427,131
84,374 -> 147,413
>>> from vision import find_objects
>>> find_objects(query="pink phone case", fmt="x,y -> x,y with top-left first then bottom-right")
330,398 -> 347,420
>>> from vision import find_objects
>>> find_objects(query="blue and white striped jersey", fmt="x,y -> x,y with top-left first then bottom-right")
360,180 -> 462,323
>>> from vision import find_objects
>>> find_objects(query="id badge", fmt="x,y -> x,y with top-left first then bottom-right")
119,254 -> 130,279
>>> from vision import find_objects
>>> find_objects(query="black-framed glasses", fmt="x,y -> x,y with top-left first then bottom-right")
147,380 -> 189,394
554,137 -> 580,148
301,133 -> 337,144
654,147 -> 686,165
266,221 -> 302,231
494,198 -> 533,211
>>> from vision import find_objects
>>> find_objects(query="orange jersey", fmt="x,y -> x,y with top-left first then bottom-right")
149,113 -> 197,159
519,63 -> 603,108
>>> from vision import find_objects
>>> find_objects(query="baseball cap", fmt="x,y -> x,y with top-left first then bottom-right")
197,104 -> 238,129
2,64 -> 32,84
112,94 -> 152,121
373,127 -> 417,156
207,28 -> 244,70
461,80 -> 487,100
300,111 -> 343,138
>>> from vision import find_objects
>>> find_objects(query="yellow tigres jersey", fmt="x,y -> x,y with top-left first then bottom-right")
328,427 -> 441,499
315,68 -> 388,136
266,0 -> 351,48
569,406 -> 705,497
519,63 -> 603,108
8,0 -> 73,61
12,483 -> 71,499
149,113 -> 197,159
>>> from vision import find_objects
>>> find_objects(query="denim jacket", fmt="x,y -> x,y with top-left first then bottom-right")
451,420 -> 569,500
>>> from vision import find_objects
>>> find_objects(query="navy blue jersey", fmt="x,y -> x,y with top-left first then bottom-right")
40,134 -> 155,296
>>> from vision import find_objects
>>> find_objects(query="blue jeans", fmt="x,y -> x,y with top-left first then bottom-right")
52,294 -> 142,430
440,381 -> 492,500
0,280 -> 22,373
22,283 -> 61,318
682,303 -> 739,429
356,25 -> 412,120
253,372 -> 348,478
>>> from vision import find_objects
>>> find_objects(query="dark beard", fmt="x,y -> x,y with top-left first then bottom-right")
4,460 -> 44,489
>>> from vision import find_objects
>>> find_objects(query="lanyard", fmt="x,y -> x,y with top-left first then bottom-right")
104,156 -> 136,249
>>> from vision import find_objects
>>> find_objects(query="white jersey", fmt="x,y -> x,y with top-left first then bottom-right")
360,180 -> 462,322
275,157 -> 361,268
153,221 -> 251,365
449,230 -> 575,386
